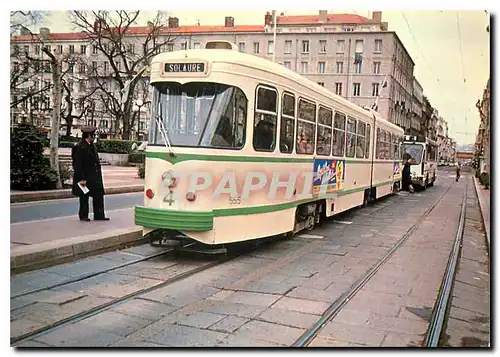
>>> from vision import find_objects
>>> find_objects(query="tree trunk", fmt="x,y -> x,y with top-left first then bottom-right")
65,117 -> 73,137
122,111 -> 130,140
50,60 -> 62,189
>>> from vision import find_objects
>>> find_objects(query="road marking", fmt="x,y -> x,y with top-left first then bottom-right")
297,234 -> 325,239
10,207 -> 133,226
333,220 -> 353,225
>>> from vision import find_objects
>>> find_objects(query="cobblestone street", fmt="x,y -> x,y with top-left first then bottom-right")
11,172 -> 490,347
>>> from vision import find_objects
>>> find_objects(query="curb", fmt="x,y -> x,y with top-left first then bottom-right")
10,185 -> 144,203
11,227 -> 145,274
473,176 -> 490,249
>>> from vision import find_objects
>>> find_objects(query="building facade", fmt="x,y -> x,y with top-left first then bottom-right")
474,78 -> 490,173
10,11 -> 436,139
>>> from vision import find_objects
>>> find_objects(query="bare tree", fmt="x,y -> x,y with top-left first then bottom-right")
70,10 -> 175,140
10,11 -> 46,35
61,79 -> 99,137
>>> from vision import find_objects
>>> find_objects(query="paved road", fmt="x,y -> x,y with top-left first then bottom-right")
10,192 -> 144,224
11,170 -> 486,347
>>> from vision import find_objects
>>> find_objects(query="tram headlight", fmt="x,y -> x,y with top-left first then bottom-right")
146,188 -> 154,199
186,191 -> 197,202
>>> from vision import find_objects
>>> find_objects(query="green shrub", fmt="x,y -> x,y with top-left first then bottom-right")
479,172 -> 489,187
59,141 -> 76,148
138,163 -> 145,179
129,152 -> 145,164
11,123 -> 58,190
59,163 -> 73,184
96,139 -> 142,154
59,135 -> 79,143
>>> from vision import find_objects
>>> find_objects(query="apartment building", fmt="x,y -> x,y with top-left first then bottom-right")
11,10 -> 420,137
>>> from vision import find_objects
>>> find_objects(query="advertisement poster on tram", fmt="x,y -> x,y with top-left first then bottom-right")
312,159 -> 345,194
393,161 -> 402,178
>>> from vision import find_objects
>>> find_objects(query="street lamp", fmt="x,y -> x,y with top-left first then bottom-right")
134,99 -> 144,141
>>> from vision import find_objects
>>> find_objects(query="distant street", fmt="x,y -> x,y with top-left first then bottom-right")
10,192 -> 143,224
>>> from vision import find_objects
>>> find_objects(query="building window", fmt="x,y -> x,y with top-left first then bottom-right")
253,42 -> 260,54
127,44 -> 135,54
283,61 -> 291,69
267,40 -> 274,54
101,120 -> 109,128
284,40 -> 292,54
317,82 -> 324,86
319,40 -> 327,53
68,62 -> 74,73
336,61 -> 343,74
69,45 -> 75,54
355,40 -> 363,54
181,42 -> 187,50
373,62 -> 381,74
80,45 -> 87,54
353,83 -> 361,96
318,62 -> 326,73
335,82 -> 343,96
103,61 -> 109,75
193,42 -> 201,49
92,61 -> 97,73
92,45 -> 99,54
301,62 -> 308,73
167,43 -> 174,52
56,45 -> 63,54
372,83 -> 380,97
302,40 -> 309,53
354,62 -> 362,74
374,39 -> 383,53
238,42 -> 245,52
35,45 -> 40,55
336,40 -> 345,53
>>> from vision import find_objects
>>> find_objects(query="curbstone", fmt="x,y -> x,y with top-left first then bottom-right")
10,185 -> 144,203
472,177 -> 490,249
11,227 -> 145,274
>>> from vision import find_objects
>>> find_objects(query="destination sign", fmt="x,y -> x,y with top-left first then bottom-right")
165,63 -> 205,73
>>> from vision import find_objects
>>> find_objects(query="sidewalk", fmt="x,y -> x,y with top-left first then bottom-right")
11,208 -> 143,273
11,166 -> 144,203
473,177 -> 490,247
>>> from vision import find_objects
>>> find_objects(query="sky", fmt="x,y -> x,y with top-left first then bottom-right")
16,7 -> 491,146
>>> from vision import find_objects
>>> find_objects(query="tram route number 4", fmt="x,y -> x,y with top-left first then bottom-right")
164,191 -> 175,206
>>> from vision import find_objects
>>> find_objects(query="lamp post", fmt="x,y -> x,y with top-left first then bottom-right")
134,99 -> 144,141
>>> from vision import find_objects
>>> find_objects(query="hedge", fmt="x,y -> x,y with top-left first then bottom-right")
129,152 -> 145,164
138,163 -> 145,178
96,139 -> 142,154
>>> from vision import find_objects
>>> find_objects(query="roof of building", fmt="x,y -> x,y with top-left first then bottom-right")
276,13 -> 372,25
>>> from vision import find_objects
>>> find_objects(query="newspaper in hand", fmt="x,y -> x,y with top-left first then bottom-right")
78,182 -> 90,195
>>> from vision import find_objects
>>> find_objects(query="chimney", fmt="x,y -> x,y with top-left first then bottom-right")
20,28 -> 31,36
319,10 -> 327,22
39,27 -> 50,39
168,17 -> 179,28
93,19 -> 106,32
264,11 -> 272,26
225,16 -> 234,27
147,21 -> 153,28
372,11 -> 382,23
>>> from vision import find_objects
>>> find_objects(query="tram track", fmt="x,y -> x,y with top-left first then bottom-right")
11,239 -> 269,346
423,179 -> 467,347
292,182 -> 455,347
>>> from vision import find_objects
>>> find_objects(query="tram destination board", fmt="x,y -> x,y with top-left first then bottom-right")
165,63 -> 205,73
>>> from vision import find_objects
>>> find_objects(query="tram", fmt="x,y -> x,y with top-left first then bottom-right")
402,136 -> 438,189
134,40 -> 405,246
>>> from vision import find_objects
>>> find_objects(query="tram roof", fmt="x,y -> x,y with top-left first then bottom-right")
151,48 -> 402,132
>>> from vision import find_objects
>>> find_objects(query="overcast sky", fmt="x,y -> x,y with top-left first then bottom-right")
25,8 -> 490,145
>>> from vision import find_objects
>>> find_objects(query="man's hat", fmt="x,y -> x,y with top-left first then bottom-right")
81,125 -> 97,134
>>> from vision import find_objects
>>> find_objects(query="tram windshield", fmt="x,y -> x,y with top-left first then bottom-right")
402,143 -> 424,165
149,82 -> 247,148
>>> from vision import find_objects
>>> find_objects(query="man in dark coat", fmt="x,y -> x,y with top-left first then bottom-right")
402,158 -> 412,191
72,126 -> 109,221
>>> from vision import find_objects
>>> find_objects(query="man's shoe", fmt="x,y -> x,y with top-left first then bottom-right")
94,217 -> 110,221
80,218 -> 90,222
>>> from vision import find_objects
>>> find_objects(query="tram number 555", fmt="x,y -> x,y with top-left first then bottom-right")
229,196 -> 241,205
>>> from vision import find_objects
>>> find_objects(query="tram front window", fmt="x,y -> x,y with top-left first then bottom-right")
150,82 -> 247,149
402,144 -> 424,165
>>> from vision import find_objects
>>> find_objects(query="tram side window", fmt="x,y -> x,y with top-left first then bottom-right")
365,124 -> 371,159
332,112 -> 346,157
296,99 -> 316,154
316,106 -> 333,156
392,134 -> 399,160
253,86 -> 277,152
346,117 -> 357,158
384,131 -> 390,160
376,128 -> 382,159
355,121 -> 366,159
280,93 -> 295,153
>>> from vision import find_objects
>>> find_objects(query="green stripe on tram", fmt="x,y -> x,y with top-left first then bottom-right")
135,179 -> 397,230
145,152 -> 397,165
